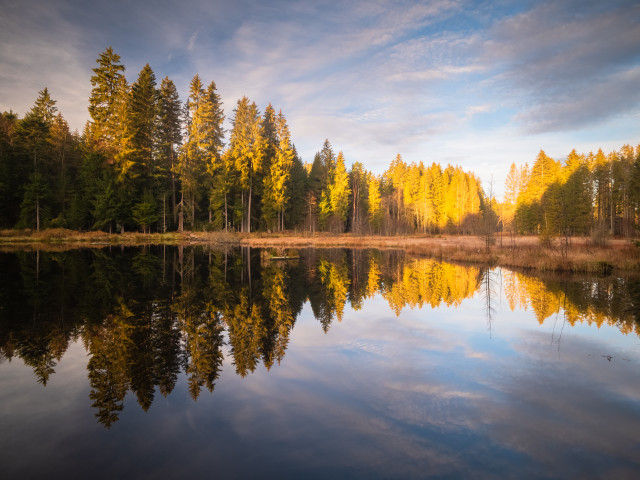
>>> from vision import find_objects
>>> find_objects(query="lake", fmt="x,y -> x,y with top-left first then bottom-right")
1,246 -> 639,479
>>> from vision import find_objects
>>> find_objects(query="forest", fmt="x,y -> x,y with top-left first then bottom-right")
1,47 -> 640,238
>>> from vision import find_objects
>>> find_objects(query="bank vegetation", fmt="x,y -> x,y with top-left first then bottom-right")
2,228 -> 639,273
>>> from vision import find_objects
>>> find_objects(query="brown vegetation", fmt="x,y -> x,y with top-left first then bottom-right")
1,229 -> 638,272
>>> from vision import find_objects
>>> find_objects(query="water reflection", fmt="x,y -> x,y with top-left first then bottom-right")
0,246 -> 639,430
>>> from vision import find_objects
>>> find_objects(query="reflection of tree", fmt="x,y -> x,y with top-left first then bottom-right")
176,247 -> 225,399
382,259 -> 482,315
152,301 -> 182,398
505,271 -> 640,336
86,302 -> 134,428
183,307 -> 224,399
128,306 -> 156,411
224,289 -> 265,377
261,265 -> 295,368
482,268 -> 496,337
366,256 -> 381,298
132,249 -> 160,289
504,271 -> 527,312
3,246 -> 640,429
317,258 -> 350,322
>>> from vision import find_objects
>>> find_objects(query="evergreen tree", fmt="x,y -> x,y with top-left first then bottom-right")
178,74 -> 212,230
0,112 -> 20,227
329,151 -> 351,231
157,77 -> 182,229
129,64 -> 158,193
349,162 -> 368,233
285,146 -> 307,231
201,81 -> 225,225
48,113 -> 77,226
368,174 -> 382,233
263,110 -> 294,231
228,97 -> 264,233
87,47 -> 126,153
516,150 -> 561,234
14,89 -> 58,230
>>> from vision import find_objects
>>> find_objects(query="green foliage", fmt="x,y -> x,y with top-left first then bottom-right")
132,192 -> 159,233
18,173 -> 50,229
228,96 -> 264,232
88,47 -> 126,151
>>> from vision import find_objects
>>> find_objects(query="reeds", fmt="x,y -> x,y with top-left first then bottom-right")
1,229 -> 638,272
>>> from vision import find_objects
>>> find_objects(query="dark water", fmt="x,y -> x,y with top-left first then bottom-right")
1,246 -> 639,479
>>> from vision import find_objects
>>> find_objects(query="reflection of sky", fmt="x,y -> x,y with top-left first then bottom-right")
2,285 -> 640,478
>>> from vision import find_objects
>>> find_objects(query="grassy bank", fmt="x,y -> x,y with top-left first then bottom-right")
234,233 -> 640,273
1,228 -> 639,273
0,228 -> 235,250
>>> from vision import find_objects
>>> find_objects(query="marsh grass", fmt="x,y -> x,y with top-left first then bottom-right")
1,229 -> 638,272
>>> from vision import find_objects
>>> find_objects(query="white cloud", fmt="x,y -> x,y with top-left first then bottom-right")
479,0 -> 640,132
187,30 -> 199,52
1,0 -> 637,189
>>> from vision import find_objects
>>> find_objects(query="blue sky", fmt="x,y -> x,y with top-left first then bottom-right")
1,0 -> 639,197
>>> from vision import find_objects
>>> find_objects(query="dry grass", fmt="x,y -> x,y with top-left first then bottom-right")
1,229 -> 638,272
231,232 -> 640,272
0,229 -> 233,251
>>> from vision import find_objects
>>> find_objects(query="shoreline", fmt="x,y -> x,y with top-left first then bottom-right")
1,228 -> 639,273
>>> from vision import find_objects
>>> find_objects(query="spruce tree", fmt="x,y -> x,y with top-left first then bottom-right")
228,97 -> 264,233
88,47 -> 126,151
178,75 -> 208,230
263,110 -> 294,231
129,64 -> 158,189
157,77 -> 182,228
201,81 -> 225,225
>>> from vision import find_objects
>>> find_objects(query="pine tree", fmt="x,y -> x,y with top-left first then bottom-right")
178,74 -> 215,230
349,162 -> 367,233
157,77 -> 183,228
559,149 -> 592,236
88,47 -> 126,152
228,97 -> 264,233
15,89 -> 58,230
200,81 -> 225,225
263,110 -> 294,231
385,154 -> 407,231
129,64 -> 158,192
368,174 -> 382,233
48,113 -> 74,225
329,151 -> 351,231
285,146 -> 307,231
516,150 -> 560,234
0,112 -> 20,227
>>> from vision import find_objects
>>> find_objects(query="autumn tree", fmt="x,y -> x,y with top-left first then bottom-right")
87,47 -> 127,154
228,97 -> 264,233
178,75 -> 223,230
263,110 -> 294,231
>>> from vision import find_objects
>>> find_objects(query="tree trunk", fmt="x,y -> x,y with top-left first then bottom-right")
241,192 -> 245,233
247,183 -> 252,234
172,175 -> 177,225
191,191 -> 196,230
178,193 -> 184,232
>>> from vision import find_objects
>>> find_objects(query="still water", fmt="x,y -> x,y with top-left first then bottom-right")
1,246 -> 639,479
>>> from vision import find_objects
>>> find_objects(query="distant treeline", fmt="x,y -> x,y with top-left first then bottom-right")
503,147 -> 640,238
1,47 -> 639,237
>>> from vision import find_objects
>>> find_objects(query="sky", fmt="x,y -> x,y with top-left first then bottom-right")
1,0 -> 639,197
